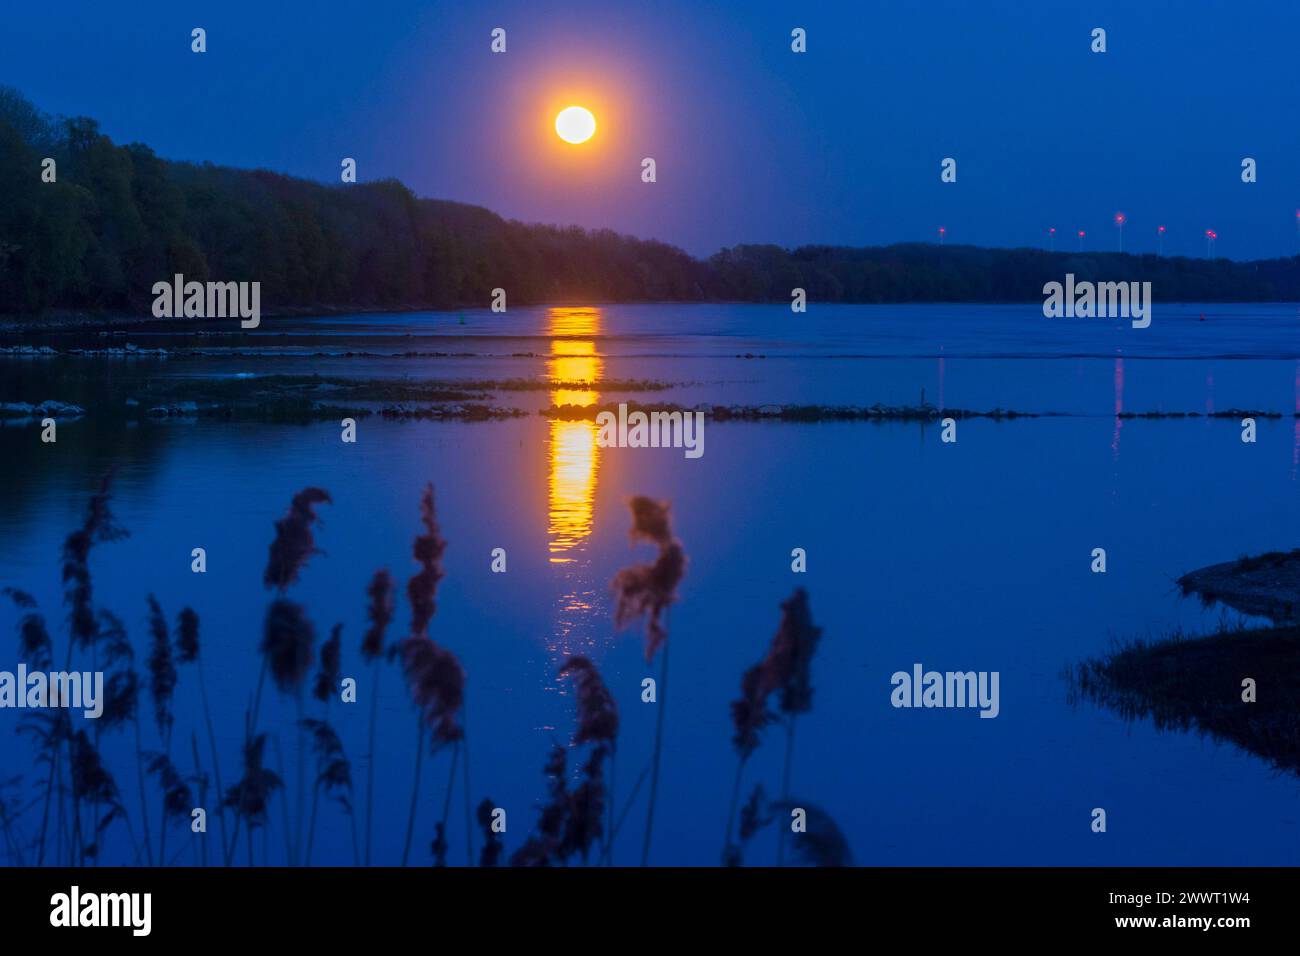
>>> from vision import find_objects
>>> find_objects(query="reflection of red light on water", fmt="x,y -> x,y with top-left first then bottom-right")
937,349 -> 945,412
1112,356 -> 1124,460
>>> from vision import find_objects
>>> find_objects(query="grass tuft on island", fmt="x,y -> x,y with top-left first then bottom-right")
1117,408 -> 1287,420
1177,550 -> 1300,624
1066,622 -> 1300,775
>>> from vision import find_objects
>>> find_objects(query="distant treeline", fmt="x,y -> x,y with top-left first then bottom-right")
3,86 -> 1300,316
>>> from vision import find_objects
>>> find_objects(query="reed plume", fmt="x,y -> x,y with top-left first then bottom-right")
5,590 -> 59,859
313,623 -> 342,703
396,634 -> 466,865
722,783 -> 771,866
560,655 -> 618,862
611,496 -> 685,866
509,745 -> 569,866
0,777 -> 27,865
611,496 -> 685,662
398,634 -> 466,865
61,474 -> 127,650
398,637 -> 465,744
360,568 -> 394,865
259,597 -> 316,864
175,607 -> 199,663
263,487 -> 331,592
12,478 -> 126,864
144,752 -> 193,864
222,734 -> 282,865
628,495 -> 673,544
100,669 -> 139,732
430,823 -> 449,866
299,718 -> 355,866
407,483 -> 446,637
256,488 -> 330,866
260,599 -> 316,694
476,798 -> 503,866
172,607 -> 229,863
720,789 -> 848,867
69,730 -> 123,863
4,588 -> 52,670
91,608 -> 147,865
189,734 -> 208,865
18,710 -> 70,865
559,656 -> 619,745
361,569 -> 394,662
397,483 -> 463,865
739,785 -> 772,842
561,745 -> 608,863
145,596 -> 177,746
769,800 -> 852,867
145,753 -> 194,821
510,660 -> 616,867
730,664 -> 771,761
730,589 -> 822,755
725,588 -> 822,864
145,595 -> 178,862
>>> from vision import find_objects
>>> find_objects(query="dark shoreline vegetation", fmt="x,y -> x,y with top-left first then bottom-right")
1177,550 -> 1300,624
1067,551 -> 1300,777
2,373 -> 1294,425
1067,623 -> 1300,776
0,478 -> 849,866
5,85 -> 1300,318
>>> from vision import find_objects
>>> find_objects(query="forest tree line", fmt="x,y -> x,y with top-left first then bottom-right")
3,87 -> 1299,317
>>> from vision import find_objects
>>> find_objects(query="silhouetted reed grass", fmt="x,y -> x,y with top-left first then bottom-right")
4,588 -> 52,670
611,497 -> 685,866
360,568 -> 394,866
144,751 -> 192,864
69,729 -> 123,864
559,656 -> 618,861
726,588 -> 827,865
300,717 -> 356,865
770,800 -> 853,867
395,483 -> 469,866
1,479 -> 859,868
222,734 -> 282,866
172,606 -> 228,859
509,657 -> 619,866
476,798 -> 503,866
62,474 -> 128,652
263,487 -> 331,593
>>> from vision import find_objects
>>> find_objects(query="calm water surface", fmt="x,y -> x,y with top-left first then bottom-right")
2,303 -> 1298,865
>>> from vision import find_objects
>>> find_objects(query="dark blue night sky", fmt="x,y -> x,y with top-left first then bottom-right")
4,0 -> 1300,259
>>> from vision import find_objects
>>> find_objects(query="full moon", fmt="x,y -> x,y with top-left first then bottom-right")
555,106 -> 596,144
